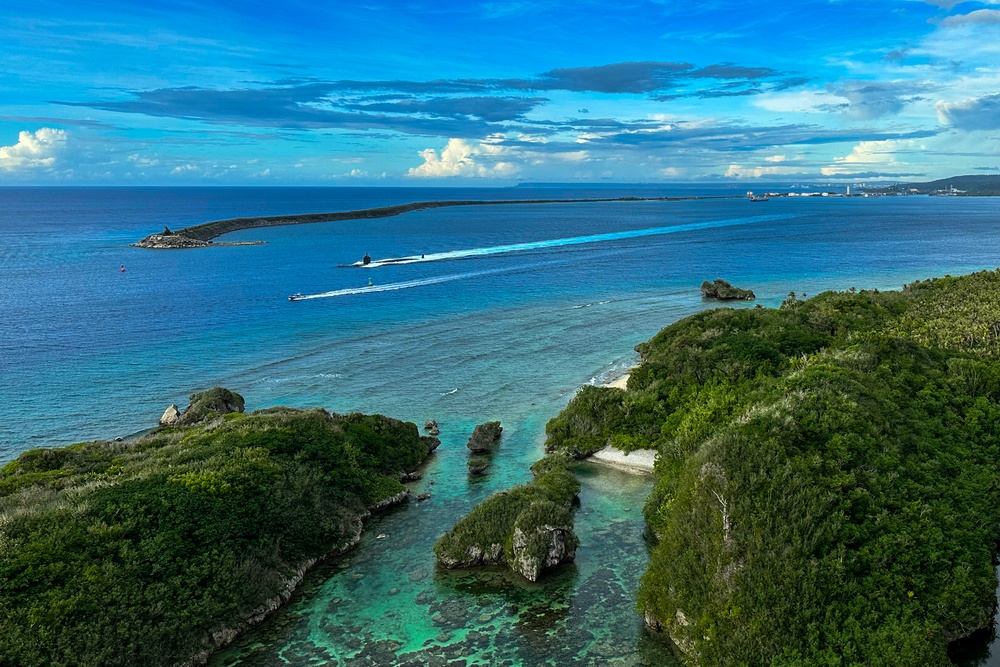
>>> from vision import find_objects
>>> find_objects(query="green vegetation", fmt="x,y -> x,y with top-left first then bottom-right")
177,386 -> 245,425
700,278 -> 756,301
435,454 -> 580,581
0,395 -> 437,667
546,269 -> 1000,666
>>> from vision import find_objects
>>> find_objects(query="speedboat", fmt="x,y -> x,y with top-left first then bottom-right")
288,293 -> 305,301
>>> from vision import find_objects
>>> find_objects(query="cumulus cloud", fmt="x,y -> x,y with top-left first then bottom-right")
0,128 -> 67,171
936,93 -> 1000,130
941,9 -> 1000,27
406,138 -> 518,178
821,138 -> 922,176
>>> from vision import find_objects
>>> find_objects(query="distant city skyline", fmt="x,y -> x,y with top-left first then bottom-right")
2,0 -> 1000,184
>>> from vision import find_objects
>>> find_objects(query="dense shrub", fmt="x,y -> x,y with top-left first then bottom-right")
0,402 -> 436,667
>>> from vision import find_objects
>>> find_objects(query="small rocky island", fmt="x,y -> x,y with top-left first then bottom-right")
700,278 -> 756,300
0,388 -> 439,667
435,455 -> 579,581
466,420 -> 502,476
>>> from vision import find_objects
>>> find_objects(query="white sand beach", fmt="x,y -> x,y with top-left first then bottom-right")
582,369 -> 657,473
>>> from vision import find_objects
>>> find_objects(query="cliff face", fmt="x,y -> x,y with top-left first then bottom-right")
434,456 -> 579,581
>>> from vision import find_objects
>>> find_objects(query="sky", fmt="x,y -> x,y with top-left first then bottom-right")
1,0 -> 999,185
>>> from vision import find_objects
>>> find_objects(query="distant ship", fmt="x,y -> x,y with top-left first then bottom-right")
747,191 -> 770,202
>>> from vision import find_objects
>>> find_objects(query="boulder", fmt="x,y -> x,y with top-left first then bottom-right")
466,421 -> 502,453
159,404 -> 181,426
178,387 -> 245,425
423,420 -> 440,436
467,453 -> 491,477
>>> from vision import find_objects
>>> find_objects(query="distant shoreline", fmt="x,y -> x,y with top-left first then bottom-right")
133,195 -> 732,248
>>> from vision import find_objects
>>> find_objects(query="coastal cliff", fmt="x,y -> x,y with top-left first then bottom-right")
434,455 -> 579,581
0,391 -> 438,667
545,269 -> 1000,666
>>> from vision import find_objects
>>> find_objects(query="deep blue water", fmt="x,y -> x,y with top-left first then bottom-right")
3,186 -> 1000,665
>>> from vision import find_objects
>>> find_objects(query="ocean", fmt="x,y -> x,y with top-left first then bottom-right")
3,186 -> 1000,665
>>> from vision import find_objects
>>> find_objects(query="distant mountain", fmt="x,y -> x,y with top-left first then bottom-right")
901,174 -> 1000,196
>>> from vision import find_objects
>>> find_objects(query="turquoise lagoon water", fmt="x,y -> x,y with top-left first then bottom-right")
4,187 -> 1000,665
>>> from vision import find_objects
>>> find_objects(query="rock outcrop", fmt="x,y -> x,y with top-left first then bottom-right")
466,453 -> 491,477
177,387 -> 246,426
510,507 -> 578,582
159,404 -> 181,426
434,455 -> 579,581
423,420 -> 440,436
466,421 -> 502,453
700,278 -> 756,301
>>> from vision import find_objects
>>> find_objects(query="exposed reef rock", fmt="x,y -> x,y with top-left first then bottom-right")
424,420 -> 440,436
434,455 -> 579,581
466,421 -> 502,453
132,233 -> 265,249
700,278 -> 756,301
466,453 -> 491,477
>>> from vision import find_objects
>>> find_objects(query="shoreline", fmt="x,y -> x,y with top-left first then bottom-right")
133,195 -> 732,248
585,368 -> 657,473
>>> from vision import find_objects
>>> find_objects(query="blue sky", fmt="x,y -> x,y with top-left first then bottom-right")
2,0 -> 999,184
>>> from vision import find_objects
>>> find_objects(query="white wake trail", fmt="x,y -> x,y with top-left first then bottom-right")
353,213 -> 793,268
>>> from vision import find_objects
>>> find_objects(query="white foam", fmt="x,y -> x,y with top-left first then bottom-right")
354,213 -> 792,268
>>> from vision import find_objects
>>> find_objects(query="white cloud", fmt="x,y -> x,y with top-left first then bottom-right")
407,138 -> 518,178
0,128 -> 67,172
821,138 -> 920,175
754,89 -> 849,114
936,93 -> 1000,130
170,164 -> 197,174
765,155 -> 786,163
724,163 -> 801,178
941,9 -> 1000,27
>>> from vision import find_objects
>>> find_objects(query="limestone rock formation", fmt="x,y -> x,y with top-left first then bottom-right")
700,278 -> 756,301
466,421 -> 502,453
510,506 -> 578,582
159,404 -> 181,426
423,420 -> 440,436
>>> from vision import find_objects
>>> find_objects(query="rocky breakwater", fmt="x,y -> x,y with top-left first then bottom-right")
434,455 -> 579,581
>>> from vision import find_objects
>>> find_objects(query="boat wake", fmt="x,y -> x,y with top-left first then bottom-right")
353,213 -> 794,268
292,263 -> 554,300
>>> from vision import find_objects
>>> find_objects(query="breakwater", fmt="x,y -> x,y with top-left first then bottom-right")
133,195 -> 717,248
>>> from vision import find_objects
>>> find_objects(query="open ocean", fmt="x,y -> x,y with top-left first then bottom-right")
3,186 -> 1000,665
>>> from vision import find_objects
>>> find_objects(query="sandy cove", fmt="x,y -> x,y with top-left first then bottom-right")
584,370 -> 657,473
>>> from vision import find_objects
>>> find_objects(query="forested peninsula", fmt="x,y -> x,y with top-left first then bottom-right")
0,390 -> 439,667
132,195 -> 704,248
542,270 -> 1000,665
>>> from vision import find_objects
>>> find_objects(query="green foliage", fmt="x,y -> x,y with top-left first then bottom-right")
434,456 -> 580,577
0,399 -> 436,667
177,386 -> 245,425
545,271 -> 1000,666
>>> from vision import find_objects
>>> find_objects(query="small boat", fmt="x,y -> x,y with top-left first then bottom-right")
288,293 -> 305,301
747,191 -> 770,202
